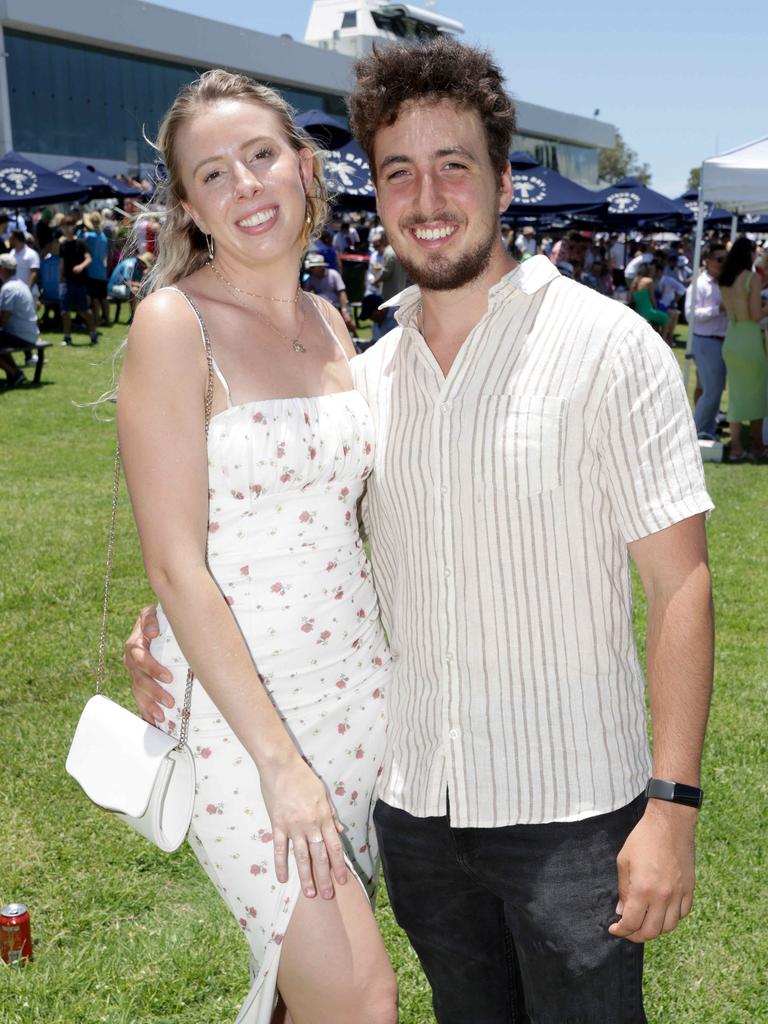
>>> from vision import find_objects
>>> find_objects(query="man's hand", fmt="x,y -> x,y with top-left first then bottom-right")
609,799 -> 696,943
123,605 -> 175,724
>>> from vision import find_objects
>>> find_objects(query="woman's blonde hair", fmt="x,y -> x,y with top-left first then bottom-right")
140,69 -> 329,295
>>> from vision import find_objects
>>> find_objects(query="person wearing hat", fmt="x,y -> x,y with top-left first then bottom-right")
59,214 -> 99,346
302,251 -> 354,331
0,252 -> 40,386
107,251 -> 155,323
83,211 -> 111,327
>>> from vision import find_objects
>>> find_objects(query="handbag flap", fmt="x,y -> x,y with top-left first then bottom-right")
66,694 -> 181,818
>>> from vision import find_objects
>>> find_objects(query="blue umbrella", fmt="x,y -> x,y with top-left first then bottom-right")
0,151 -> 87,206
740,212 -> 768,230
56,161 -> 142,199
674,188 -> 731,226
296,110 -> 352,150
322,142 -> 376,208
506,152 -> 603,215
595,176 -> 680,226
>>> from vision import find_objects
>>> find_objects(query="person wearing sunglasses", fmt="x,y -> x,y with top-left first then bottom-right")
685,243 -> 728,439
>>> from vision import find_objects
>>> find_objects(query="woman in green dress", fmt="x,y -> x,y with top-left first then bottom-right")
629,260 -> 670,333
719,236 -> 768,461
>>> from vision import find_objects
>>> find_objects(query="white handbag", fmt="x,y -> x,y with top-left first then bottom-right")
66,693 -> 196,852
66,290 -> 215,852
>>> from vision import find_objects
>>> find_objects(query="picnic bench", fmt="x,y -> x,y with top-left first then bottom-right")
0,340 -> 52,385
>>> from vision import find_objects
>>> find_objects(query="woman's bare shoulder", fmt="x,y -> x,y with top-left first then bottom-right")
127,286 -> 203,371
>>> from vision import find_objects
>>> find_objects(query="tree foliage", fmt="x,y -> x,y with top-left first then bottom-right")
687,167 -> 701,191
598,130 -> 651,186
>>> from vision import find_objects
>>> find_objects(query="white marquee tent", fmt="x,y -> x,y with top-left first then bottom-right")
685,135 -> 768,389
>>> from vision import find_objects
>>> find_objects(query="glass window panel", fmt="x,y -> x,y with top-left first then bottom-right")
4,30 -> 348,167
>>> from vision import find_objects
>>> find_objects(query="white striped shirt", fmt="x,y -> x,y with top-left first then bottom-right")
351,255 -> 713,827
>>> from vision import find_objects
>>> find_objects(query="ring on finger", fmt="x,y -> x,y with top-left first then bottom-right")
308,837 -> 324,844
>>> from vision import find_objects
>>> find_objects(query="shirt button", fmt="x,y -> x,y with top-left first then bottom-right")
440,404 -> 449,414
448,728 -> 459,740
444,567 -> 452,577
441,485 -> 448,494
446,650 -> 455,662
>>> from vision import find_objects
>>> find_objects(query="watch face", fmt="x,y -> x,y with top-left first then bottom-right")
646,779 -> 703,808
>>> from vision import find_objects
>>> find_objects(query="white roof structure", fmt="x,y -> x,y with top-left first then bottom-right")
700,135 -> 768,214
305,0 -> 463,58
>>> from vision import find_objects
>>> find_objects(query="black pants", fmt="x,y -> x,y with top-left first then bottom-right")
374,795 -> 647,1024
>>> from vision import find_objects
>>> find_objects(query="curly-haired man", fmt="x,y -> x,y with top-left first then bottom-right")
347,37 -> 713,1024
126,37 -> 714,1024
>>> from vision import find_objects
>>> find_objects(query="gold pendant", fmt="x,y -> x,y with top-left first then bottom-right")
292,341 -> 307,354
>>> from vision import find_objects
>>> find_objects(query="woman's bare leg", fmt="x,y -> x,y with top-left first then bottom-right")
276,878 -> 397,1024
729,421 -> 745,457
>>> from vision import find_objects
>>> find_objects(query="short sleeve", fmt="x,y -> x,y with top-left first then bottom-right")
596,323 -> 714,543
29,250 -> 40,269
0,286 -> 11,312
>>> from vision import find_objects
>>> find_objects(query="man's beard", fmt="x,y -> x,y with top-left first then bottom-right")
397,221 -> 496,292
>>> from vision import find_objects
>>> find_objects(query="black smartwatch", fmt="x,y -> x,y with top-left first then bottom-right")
645,778 -> 703,809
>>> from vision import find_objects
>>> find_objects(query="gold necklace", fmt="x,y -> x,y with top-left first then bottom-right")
207,260 -> 299,305
209,261 -> 307,354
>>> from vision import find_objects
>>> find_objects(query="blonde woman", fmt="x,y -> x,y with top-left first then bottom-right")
117,71 -> 396,1024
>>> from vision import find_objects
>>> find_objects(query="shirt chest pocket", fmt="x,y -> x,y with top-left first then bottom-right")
463,394 -> 567,499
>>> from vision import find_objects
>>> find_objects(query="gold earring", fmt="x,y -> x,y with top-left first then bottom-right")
205,234 -> 214,260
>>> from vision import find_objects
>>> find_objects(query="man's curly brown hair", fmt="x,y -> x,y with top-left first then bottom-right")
348,37 -> 517,182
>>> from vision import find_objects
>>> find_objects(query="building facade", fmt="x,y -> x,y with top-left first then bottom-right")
0,0 -> 614,186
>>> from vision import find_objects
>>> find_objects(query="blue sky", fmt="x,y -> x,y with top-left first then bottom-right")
149,0 -> 767,198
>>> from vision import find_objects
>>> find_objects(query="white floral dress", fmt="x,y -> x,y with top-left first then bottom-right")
150,290 -> 390,1023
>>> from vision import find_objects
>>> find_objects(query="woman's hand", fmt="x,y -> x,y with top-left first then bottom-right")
259,755 -> 347,900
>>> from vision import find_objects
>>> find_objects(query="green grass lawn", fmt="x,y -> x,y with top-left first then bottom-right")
1,320 -> 766,1023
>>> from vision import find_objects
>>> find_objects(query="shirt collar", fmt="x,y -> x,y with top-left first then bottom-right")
380,255 -> 561,329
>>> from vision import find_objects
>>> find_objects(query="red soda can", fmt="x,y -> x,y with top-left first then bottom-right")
0,902 -> 33,964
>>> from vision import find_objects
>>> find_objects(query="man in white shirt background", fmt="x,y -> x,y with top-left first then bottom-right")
126,37 -> 714,1024
0,252 -> 40,386
9,229 -> 40,294
624,245 -> 653,284
685,242 -> 728,439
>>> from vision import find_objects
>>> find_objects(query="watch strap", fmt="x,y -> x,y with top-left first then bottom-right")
645,777 -> 703,809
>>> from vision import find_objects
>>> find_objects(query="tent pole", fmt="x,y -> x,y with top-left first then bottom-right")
730,213 -> 738,241
684,180 -> 707,393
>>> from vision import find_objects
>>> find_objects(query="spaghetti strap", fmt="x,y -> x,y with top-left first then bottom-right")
167,286 -> 233,408
306,292 -> 351,364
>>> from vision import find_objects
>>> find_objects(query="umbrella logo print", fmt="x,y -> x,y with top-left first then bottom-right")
512,174 -> 547,204
59,169 -> 81,181
323,150 -> 375,196
0,167 -> 38,196
684,200 -> 713,218
608,191 -> 640,214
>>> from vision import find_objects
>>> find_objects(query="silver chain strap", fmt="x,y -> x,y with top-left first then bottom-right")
96,289 -> 216,751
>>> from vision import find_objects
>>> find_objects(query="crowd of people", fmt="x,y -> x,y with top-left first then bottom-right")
1,182 -> 767,455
